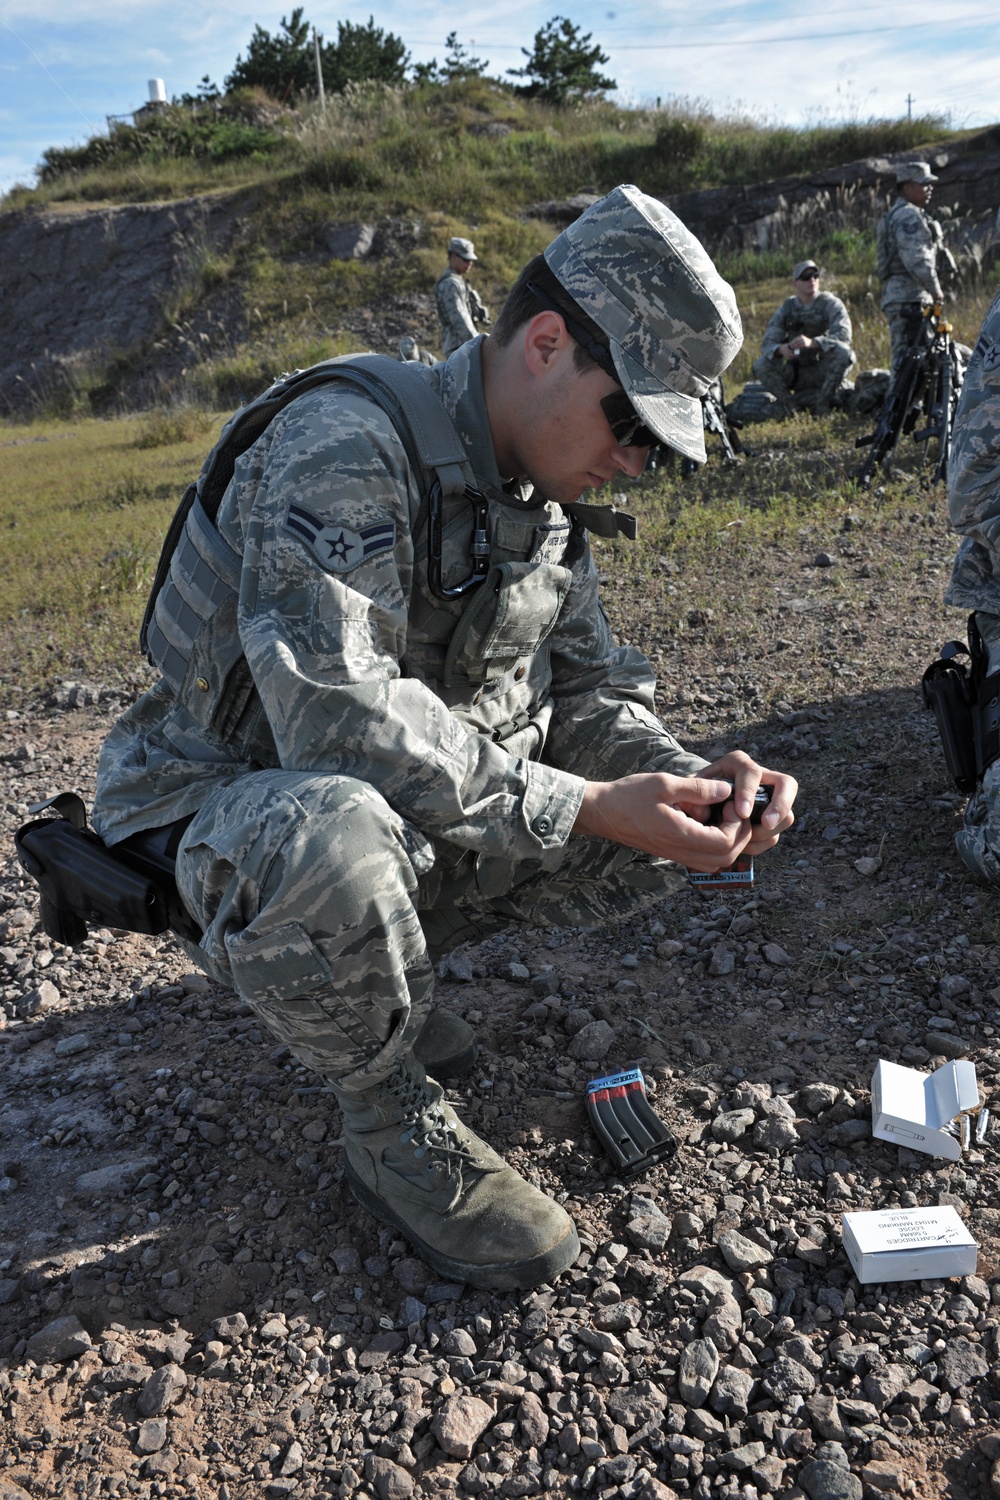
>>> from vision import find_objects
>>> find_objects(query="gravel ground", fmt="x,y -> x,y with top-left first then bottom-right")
2,443 -> 1000,1500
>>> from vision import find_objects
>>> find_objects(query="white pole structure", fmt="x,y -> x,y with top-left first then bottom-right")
313,28 -> 326,111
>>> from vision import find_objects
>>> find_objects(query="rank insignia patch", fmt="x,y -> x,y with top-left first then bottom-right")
286,503 -> 395,573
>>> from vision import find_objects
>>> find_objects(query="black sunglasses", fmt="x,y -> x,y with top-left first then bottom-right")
798,269 -> 820,280
527,282 -> 657,448
599,390 -> 658,449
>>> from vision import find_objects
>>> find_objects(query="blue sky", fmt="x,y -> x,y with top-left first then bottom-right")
2,1 -> 999,198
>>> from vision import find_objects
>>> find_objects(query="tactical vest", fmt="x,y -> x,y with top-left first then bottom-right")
140,354 -> 636,763
877,199 -> 943,287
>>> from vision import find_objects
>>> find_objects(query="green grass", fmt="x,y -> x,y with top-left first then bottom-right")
0,415 -> 226,695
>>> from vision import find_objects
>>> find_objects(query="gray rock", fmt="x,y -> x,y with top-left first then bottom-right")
762,1355 -> 817,1401
26,1315 -> 92,1364
806,1394 -> 849,1443
210,1312 -> 248,1344
753,1114 -> 800,1151
567,1019 -> 614,1061
364,1455 -> 415,1500
709,945 -> 736,977
939,975 -> 971,999
54,1033 -> 88,1056
678,1264 -> 738,1300
677,1339 -> 719,1407
710,1365 -> 754,1418
799,1458 -> 863,1500
862,1363 -> 911,1411
925,1031 -> 971,1058
137,1363 -> 187,1417
763,943 -> 792,966
136,1419 -> 167,1454
431,1394 -> 494,1459
74,1157 -> 157,1199
626,1205 -> 672,1250
721,1441 -> 766,1471
711,1108 -> 756,1143
938,1336 -> 989,1392
717,1229 -> 773,1271
16,979 -> 58,1017
324,222 -> 376,260
803,1086 -> 839,1122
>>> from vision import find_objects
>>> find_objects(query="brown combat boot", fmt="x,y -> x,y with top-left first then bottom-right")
336,1057 -> 579,1292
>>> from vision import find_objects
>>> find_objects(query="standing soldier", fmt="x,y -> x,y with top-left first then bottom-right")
751,259 -> 855,417
435,235 -> 490,355
877,162 -> 947,375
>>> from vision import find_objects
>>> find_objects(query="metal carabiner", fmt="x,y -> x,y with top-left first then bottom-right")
427,480 -> 491,600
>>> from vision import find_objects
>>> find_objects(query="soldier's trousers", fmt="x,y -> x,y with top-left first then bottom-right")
884,301 -> 927,377
751,346 -> 853,412
173,771 -> 686,1091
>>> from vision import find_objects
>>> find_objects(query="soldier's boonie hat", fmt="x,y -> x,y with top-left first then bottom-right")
448,236 -> 477,261
544,183 -> 742,462
896,161 -> 938,184
792,258 -> 820,280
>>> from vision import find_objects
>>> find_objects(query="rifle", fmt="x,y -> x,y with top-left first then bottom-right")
702,383 -> 745,463
856,302 -> 962,489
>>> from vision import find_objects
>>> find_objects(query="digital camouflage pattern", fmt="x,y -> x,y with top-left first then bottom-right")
435,269 -> 490,356
94,334 -> 708,1084
878,195 -> 945,371
544,184 -> 742,464
878,197 -> 944,309
946,287 -> 1000,619
945,287 -> 1000,888
751,291 -> 855,411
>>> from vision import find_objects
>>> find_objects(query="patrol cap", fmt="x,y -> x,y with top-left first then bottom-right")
792,258 -> 820,280
544,183 -> 743,462
448,236 -> 477,261
896,161 -> 938,184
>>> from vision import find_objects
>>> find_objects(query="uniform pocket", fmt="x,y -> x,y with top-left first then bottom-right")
226,919 -> 333,1001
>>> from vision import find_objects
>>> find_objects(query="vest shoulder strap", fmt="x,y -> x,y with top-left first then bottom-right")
141,355 -> 474,658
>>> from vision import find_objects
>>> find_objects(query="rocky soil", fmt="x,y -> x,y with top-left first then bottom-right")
3,445 -> 1000,1500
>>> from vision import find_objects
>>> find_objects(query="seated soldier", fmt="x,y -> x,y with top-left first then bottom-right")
944,287 -> 1000,887
751,259 -> 855,417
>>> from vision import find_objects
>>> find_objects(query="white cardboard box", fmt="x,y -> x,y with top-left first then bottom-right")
871,1058 -> 979,1160
842,1205 -> 978,1284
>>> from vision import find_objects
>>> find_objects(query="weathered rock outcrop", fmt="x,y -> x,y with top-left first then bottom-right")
0,194 -> 241,414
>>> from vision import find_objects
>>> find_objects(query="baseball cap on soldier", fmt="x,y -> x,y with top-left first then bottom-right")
896,161 -> 938,184
448,236 -> 477,261
792,259 -> 820,280
544,183 -> 742,462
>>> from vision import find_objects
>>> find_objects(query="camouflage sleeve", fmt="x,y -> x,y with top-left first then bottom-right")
760,301 -> 792,360
544,529 -> 710,781
945,289 -> 1000,615
234,388 -> 584,863
815,294 -> 853,357
437,275 -> 479,346
895,207 -> 944,300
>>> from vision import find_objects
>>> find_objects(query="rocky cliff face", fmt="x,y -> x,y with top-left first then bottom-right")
2,128 -> 999,416
0,195 -> 241,415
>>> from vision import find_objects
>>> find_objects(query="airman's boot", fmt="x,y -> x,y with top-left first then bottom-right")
335,1057 -> 580,1292
411,1008 -> 477,1080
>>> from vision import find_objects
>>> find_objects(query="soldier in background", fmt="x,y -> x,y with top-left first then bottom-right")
435,236 -> 490,355
751,259 -> 855,417
877,162 -> 946,375
398,335 -> 435,366
943,287 -> 1000,887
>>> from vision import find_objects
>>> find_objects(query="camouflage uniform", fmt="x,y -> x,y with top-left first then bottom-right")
93,334 -> 708,1090
878,195 -> 944,373
435,270 -> 490,357
944,287 -> 1000,887
751,292 -> 854,412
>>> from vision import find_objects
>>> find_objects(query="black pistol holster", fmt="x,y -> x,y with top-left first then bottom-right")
14,793 -> 202,947
922,614 -> 1000,794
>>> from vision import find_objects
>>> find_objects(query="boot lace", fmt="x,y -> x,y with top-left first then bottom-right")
385,1064 -> 487,1178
